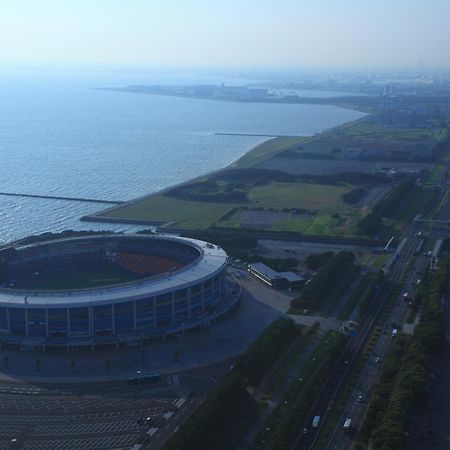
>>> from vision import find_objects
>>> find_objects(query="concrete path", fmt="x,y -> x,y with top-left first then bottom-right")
0,294 -> 281,384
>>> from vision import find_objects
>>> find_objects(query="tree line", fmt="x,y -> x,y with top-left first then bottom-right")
163,318 -> 301,450
291,251 -> 356,310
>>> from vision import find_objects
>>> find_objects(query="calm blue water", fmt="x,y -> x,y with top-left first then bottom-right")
0,69 -> 365,244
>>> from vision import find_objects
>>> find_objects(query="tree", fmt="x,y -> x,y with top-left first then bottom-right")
358,212 -> 382,236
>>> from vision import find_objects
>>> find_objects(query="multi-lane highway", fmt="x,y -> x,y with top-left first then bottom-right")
324,231 -> 435,450
289,230 -> 423,450
289,166 -> 450,450
288,220 -> 450,450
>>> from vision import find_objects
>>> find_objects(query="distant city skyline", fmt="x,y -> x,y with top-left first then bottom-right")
0,0 -> 449,68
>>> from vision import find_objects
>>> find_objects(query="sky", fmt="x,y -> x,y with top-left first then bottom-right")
0,0 -> 449,68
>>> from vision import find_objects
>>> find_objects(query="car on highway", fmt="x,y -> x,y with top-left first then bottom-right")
357,395 -> 364,403
343,418 -> 352,431
312,416 -> 321,428
145,416 -> 153,426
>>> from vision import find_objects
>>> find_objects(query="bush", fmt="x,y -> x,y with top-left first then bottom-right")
304,251 -> 334,270
358,212 -> 382,236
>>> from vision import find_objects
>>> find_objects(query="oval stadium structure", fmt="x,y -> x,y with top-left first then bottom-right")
0,234 -> 238,350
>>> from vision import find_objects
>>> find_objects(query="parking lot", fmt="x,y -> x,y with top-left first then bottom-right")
0,379 -> 191,449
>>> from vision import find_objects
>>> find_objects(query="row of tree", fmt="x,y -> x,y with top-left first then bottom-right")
183,228 -> 257,260
163,318 -> 301,450
372,176 -> 416,218
235,318 -> 301,387
291,251 -> 356,310
304,251 -> 334,270
343,187 -> 367,205
163,372 -> 257,450
254,331 -> 346,450
356,176 -> 416,237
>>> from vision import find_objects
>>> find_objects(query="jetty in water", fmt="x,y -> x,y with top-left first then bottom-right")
0,192 -> 124,205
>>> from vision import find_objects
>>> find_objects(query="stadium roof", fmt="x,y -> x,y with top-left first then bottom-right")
0,235 -> 228,308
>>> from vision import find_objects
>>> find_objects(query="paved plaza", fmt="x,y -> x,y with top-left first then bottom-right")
0,292 -> 281,449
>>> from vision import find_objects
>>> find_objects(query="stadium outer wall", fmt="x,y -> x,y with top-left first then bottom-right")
0,234 -> 240,351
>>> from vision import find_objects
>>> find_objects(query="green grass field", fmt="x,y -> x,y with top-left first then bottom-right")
232,136 -> 308,168
248,182 -> 351,212
22,267 -> 138,290
99,194 -> 232,229
339,122 -> 440,142
101,181 -> 359,233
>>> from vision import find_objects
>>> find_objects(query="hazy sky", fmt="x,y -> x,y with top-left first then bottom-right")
0,0 -> 449,68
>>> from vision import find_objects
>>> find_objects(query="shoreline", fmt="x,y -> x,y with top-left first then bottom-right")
81,113 -> 371,229
80,136 -> 278,225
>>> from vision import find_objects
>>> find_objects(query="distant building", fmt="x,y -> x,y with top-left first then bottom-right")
247,262 -> 305,288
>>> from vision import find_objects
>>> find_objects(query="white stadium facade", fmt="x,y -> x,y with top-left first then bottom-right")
0,234 -> 239,350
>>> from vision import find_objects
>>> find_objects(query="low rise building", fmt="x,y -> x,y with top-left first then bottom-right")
247,262 -> 305,288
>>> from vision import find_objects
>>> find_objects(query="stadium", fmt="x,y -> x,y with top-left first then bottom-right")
0,234 -> 238,350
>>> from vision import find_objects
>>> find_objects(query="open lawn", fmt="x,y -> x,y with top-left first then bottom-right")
232,136 -> 307,168
249,182 -> 351,212
271,211 -> 361,236
339,121 -> 441,142
98,194 -> 232,229
99,182 -> 362,235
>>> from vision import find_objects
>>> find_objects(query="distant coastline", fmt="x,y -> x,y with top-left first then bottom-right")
85,86 -> 373,228
97,84 -> 377,113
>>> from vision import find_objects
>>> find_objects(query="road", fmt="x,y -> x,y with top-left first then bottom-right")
290,228 -> 435,450
306,167 -> 450,450
324,232 -> 435,450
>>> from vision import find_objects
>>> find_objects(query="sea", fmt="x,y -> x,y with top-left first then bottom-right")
0,68 -> 366,244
